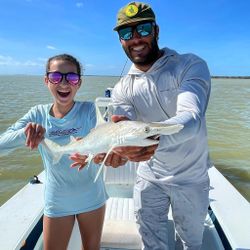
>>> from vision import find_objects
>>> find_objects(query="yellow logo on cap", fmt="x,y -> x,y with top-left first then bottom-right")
125,4 -> 138,17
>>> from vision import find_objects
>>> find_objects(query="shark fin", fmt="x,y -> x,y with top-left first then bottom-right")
41,138 -> 64,165
52,152 -> 64,165
86,154 -> 94,170
69,136 -> 77,142
93,146 -> 115,183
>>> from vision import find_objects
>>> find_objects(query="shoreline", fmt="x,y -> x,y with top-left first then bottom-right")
211,76 -> 250,79
0,74 -> 250,79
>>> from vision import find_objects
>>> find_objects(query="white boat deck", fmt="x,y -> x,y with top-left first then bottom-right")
1,164 -> 250,250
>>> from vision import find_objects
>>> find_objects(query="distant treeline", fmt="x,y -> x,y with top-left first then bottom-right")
212,76 -> 250,79
84,75 -> 250,79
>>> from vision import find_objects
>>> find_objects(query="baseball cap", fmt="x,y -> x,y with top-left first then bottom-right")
114,2 -> 155,31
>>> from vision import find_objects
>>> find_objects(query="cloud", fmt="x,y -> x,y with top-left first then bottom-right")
0,55 -> 15,65
76,2 -> 83,8
0,55 -> 43,67
85,63 -> 94,67
23,60 -> 43,66
46,45 -> 56,50
37,57 -> 47,62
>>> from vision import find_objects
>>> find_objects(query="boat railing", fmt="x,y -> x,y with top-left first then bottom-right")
208,167 -> 250,249
0,172 -> 45,250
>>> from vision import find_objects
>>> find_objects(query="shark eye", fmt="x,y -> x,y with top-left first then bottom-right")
144,126 -> 150,133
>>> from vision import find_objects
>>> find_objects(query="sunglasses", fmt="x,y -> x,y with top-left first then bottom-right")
46,72 -> 81,86
118,22 -> 155,41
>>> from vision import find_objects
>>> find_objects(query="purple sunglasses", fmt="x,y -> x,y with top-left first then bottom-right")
46,71 -> 81,86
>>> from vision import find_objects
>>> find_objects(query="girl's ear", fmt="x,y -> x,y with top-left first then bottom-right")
44,76 -> 49,85
77,79 -> 82,88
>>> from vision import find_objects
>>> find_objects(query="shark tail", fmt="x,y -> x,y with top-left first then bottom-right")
41,138 -> 64,164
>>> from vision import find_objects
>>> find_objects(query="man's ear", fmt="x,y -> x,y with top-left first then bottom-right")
155,24 -> 159,40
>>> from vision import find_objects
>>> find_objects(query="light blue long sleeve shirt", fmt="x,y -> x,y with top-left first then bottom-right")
0,101 -> 108,217
112,47 -> 212,185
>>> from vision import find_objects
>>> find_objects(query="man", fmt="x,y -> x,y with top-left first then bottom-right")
109,2 -> 212,250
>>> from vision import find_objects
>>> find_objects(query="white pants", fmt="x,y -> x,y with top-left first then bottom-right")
134,176 -> 210,250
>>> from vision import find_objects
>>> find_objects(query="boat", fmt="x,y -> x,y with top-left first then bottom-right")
0,96 -> 250,250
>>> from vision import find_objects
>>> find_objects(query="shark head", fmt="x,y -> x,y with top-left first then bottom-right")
117,121 -> 184,147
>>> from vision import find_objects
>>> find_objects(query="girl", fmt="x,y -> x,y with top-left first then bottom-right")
0,54 -> 108,249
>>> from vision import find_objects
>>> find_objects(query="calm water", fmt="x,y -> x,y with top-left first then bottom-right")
0,76 -> 249,205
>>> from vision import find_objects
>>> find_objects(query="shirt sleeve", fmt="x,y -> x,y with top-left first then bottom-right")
111,78 -> 137,120
160,57 -> 211,144
0,106 -> 37,156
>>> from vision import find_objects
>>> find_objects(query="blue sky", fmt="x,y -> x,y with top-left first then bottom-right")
0,0 -> 249,76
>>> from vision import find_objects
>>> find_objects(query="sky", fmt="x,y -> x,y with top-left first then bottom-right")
0,0 -> 249,76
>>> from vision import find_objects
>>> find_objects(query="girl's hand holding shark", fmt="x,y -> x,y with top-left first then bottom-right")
70,153 -> 89,171
69,137 -> 89,171
25,122 -> 45,150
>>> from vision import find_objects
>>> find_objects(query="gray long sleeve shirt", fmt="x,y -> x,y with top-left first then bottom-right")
112,47 -> 212,185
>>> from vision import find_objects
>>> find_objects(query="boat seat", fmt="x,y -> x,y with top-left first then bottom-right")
101,162 -> 142,249
68,162 -> 142,250
101,197 -> 142,249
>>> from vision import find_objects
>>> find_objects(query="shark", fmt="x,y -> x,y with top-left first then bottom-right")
42,106 -> 184,182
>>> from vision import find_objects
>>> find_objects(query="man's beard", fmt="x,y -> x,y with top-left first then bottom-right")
123,37 -> 160,66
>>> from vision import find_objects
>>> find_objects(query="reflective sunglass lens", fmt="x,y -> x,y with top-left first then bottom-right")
118,22 -> 153,40
48,72 -> 62,84
137,23 -> 152,37
119,27 -> 133,40
66,73 -> 80,85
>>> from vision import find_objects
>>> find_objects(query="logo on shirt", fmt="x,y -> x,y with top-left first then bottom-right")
48,127 -> 82,137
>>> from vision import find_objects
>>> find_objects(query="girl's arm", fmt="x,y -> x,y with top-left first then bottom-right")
0,107 -> 45,155
0,125 -> 26,156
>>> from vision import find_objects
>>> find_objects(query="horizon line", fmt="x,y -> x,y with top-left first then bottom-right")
0,74 -> 249,79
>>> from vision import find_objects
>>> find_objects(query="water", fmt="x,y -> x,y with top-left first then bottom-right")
207,78 -> 250,200
0,76 -> 249,205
